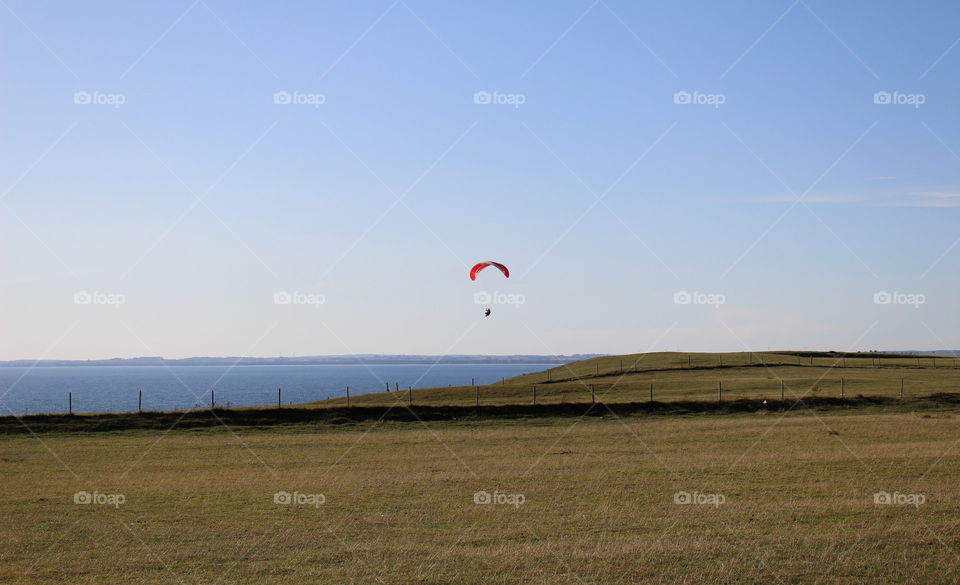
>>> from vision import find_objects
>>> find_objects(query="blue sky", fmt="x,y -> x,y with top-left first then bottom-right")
1,0 -> 959,359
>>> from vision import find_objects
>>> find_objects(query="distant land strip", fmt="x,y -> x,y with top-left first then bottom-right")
0,354 -> 606,367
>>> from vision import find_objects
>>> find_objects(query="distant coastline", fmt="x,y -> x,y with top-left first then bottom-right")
1,350 -> 956,367
0,354 -> 606,367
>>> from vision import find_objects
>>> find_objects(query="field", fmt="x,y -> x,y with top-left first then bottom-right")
316,351 -> 960,408
2,407 -> 960,584
2,351 -> 960,584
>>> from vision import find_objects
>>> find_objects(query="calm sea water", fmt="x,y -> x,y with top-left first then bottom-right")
0,364 -> 550,415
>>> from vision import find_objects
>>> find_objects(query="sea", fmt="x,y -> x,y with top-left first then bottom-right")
0,363 -> 550,415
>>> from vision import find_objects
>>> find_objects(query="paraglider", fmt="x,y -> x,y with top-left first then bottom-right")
470,261 -> 509,317
469,261 -> 509,281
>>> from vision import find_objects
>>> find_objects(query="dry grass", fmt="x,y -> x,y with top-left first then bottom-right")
316,351 -> 960,408
2,406 -> 959,584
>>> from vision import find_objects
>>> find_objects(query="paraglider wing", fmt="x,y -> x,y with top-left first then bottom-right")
469,261 -> 510,281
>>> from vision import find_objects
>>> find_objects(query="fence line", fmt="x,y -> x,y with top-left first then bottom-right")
55,368 -> 956,415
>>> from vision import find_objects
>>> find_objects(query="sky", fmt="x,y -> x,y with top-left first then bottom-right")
1,0 -> 959,360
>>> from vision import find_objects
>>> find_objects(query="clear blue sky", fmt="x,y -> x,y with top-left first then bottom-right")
2,0 -> 958,359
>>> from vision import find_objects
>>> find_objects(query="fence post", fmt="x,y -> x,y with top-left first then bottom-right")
68,392 -> 72,415
138,389 -> 142,413
780,380 -> 784,401
277,387 -> 282,408
475,386 -> 480,407
346,385 -> 350,407
408,387 -> 412,405
591,385 -> 595,404
385,382 -> 389,392
471,378 -> 475,386
718,381 -> 722,402
649,382 -> 653,401
900,378 -> 904,398
211,390 -> 215,409
532,385 -> 536,404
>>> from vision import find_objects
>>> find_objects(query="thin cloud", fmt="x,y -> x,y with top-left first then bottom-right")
917,191 -> 960,198
755,193 -> 869,204
881,199 -> 960,208
756,191 -> 960,207
887,191 -> 960,207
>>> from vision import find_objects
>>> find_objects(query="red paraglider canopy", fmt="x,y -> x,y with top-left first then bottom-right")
469,261 -> 509,281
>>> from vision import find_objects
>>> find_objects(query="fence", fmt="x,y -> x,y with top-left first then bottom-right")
54,373 -> 956,415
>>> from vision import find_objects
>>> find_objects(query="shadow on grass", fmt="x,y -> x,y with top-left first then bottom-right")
3,393 -> 959,434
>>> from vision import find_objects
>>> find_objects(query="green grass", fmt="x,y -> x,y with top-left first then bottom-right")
516,350 -> 957,383
313,351 -> 960,408
2,351 -> 960,582
2,408 -> 959,584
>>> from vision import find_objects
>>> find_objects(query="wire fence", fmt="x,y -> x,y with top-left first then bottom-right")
45,362 -> 960,414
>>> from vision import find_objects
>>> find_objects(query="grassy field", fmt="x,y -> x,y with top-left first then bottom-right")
2,407 -> 959,584
2,351 -> 959,583
315,351 -> 960,408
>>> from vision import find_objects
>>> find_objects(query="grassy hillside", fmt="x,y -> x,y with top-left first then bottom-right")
3,351 -> 957,435
507,350 -> 951,383
312,351 -> 960,409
